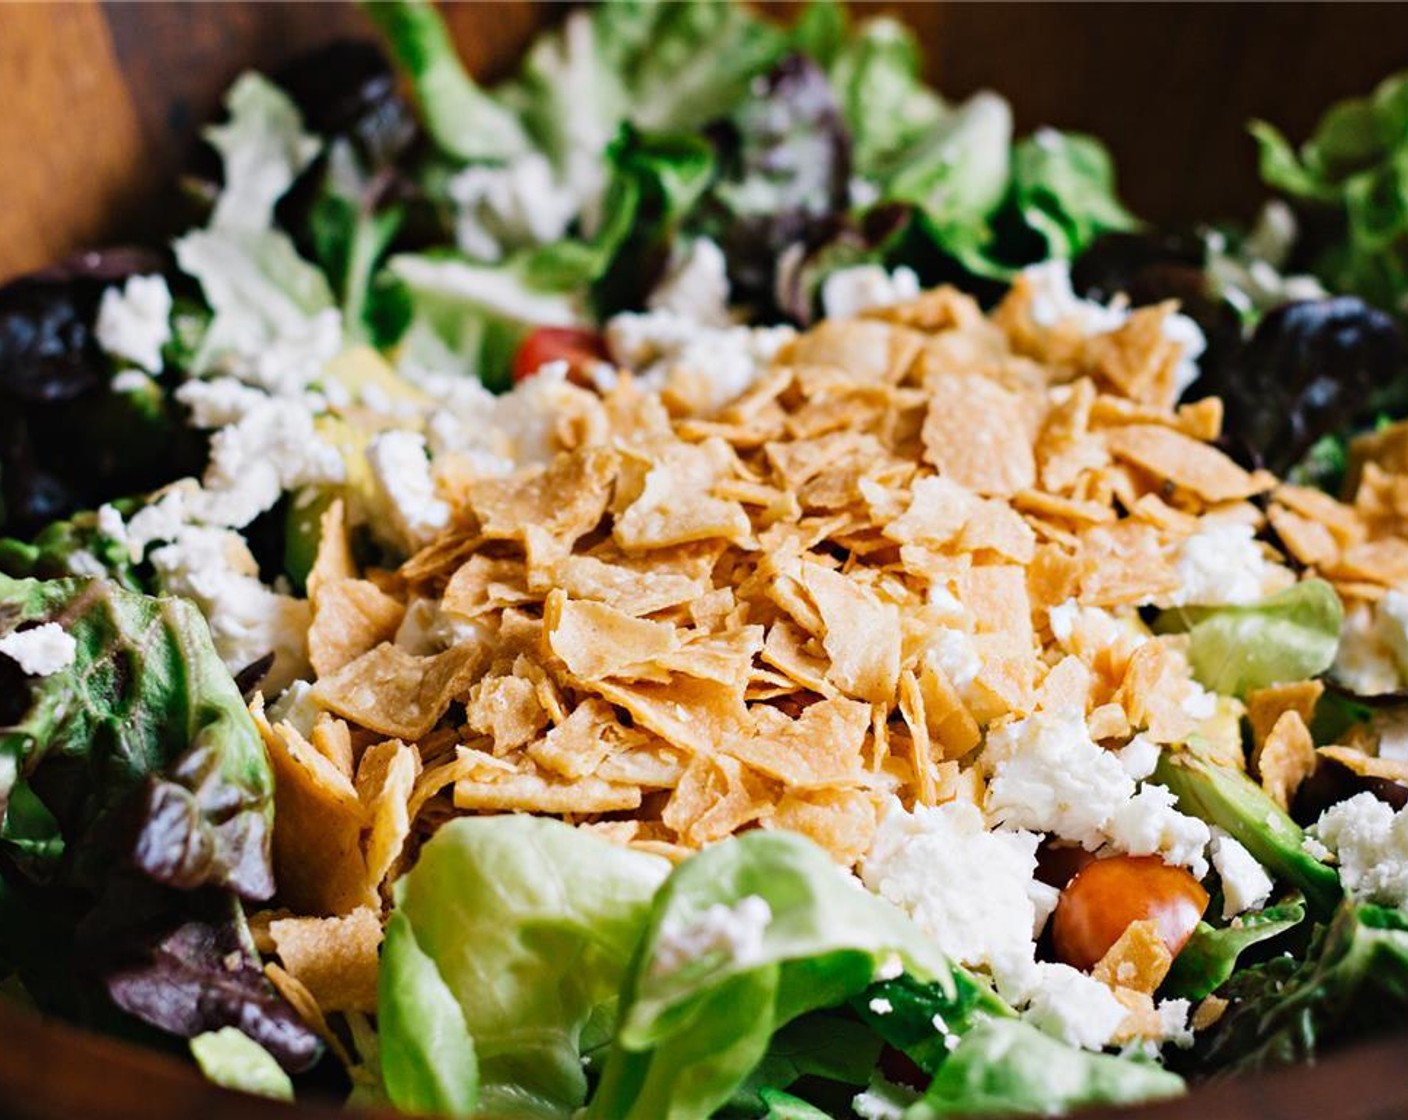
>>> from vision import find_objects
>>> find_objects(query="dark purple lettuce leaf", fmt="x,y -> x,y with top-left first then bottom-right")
81,882 -> 320,1073
703,53 -> 853,313
774,203 -> 915,325
0,250 -> 201,537
1201,297 -> 1401,475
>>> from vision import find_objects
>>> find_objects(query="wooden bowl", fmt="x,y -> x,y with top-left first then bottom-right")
3,3 -> 1408,1118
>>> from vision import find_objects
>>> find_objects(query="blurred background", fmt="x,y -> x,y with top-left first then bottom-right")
3,1 -> 1408,281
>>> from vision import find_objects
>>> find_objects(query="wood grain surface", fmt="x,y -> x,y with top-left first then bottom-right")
3,2 -> 1408,281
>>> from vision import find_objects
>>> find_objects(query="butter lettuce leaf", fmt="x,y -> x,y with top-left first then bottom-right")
586,830 -> 951,1120
379,816 -> 670,1119
1155,579 -> 1343,698
1163,897 -> 1308,1001
906,1019 -> 1184,1118
190,1027 -> 295,1101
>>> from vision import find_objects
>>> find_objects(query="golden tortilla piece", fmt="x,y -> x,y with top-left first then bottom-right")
1246,680 -> 1324,753
308,579 -> 407,677
314,641 -> 486,741
1092,918 -> 1174,995
768,787 -> 879,865
255,705 -> 373,917
728,698 -> 872,786
800,562 -> 902,703
593,675 -> 750,756
471,445 -> 617,550
1253,710 -> 1318,809
1103,424 -> 1265,503
525,697 -> 625,780
307,498 -> 357,604
1318,744 -> 1408,784
544,592 -> 681,680
922,372 -> 1038,497
663,753 -> 775,846
269,907 -> 383,1014
614,438 -> 751,549
453,751 -> 642,814
356,739 -> 419,895
466,673 -> 550,754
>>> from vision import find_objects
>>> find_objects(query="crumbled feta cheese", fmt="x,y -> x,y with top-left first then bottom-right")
1374,709 -> 1408,763
874,953 -> 904,982
448,152 -> 577,262
1167,521 -> 1270,607
651,895 -> 772,977
394,598 -> 491,655
983,708 -> 1135,848
267,679 -> 321,738
0,623 -> 77,677
148,525 -> 311,692
604,309 -> 795,415
1157,998 -> 1194,1049
923,627 -> 983,708
1308,792 -> 1408,908
1115,734 -> 1162,781
365,431 -> 452,554
96,274 -> 172,373
860,799 -> 1051,981
821,265 -> 921,320
1047,599 -> 1145,657
1334,602 -> 1404,696
176,377 -> 277,428
230,306 -> 343,396
1017,962 -> 1128,1051
868,997 -> 894,1015
1377,589 -> 1408,682
1105,783 -> 1211,877
192,399 -> 344,529
1021,261 -> 1205,397
648,237 -> 732,327
852,1075 -> 920,1120
1209,827 -> 1274,918
65,550 -> 109,579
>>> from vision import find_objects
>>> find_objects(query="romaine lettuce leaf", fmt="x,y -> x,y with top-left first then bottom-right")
905,1019 -> 1184,1117
378,816 -> 670,1119
1163,897 -> 1307,1001
1197,902 -> 1408,1073
1154,579 -> 1343,698
1010,130 -> 1139,261
586,830 -> 951,1120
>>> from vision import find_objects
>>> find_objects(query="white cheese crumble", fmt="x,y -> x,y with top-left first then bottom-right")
148,525 -> 311,693
1374,709 -> 1408,764
1333,601 -> 1407,696
1115,734 -> 1162,781
647,237 -> 732,327
821,265 -> 921,321
860,799 -> 1056,982
922,627 -> 983,709
1016,962 -> 1128,1051
651,895 -> 773,977
1167,521 -> 1270,607
365,431 -> 452,554
1022,260 -> 1205,397
394,598 -> 492,655
1105,783 -> 1211,877
1209,827 -> 1274,918
1157,998 -> 1194,1049
266,679 -> 321,738
0,623 -> 77,677
983,708 -> 1135,848
604,309 -> 795,416
868,997 -> 894,1016
96,274 -> 172,373
448,152 -> 577,263
1308,792 -> 1408,908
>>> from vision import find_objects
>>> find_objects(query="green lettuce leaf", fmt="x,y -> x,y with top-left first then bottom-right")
379,816 -> 670,1119
0,501 -> 145,589
1155,579 -> 1343,698
378,908 -> 478,1117
1252,71 -> 1408,312
0,573 -> 274,900
1009,130 -> 1139,260
905,1019 -> 1184,1118
1163,897 -> 1308,1001
364,0 -> 532,162
586,830 -> 951,1120
850,970 -> 1013,1075
1155,752 -> 1342,918
727,1013 -> 883,1114
190,1027 -> 294,1101
1198,903 -> 1408,1073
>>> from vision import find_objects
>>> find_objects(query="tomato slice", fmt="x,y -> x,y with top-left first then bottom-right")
512,326 -> 608,384
1051,854 -> 1209,972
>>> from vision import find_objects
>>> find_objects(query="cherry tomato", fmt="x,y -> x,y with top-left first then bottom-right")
1035,841 -> 1096,890
512,326 -> 608,384
1051,854 -> 1208,972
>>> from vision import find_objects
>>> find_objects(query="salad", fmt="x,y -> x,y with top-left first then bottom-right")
6,2 -> 1408,1117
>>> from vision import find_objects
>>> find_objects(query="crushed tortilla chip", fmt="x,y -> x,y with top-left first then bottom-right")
269,907 -> 383,1013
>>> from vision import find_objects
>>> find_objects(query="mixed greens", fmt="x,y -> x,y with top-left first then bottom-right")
7,2 -> 1408,1118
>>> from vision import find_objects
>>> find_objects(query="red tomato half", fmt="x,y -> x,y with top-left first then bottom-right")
512,326 -> 608,384
1051,854 -> 1209,972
